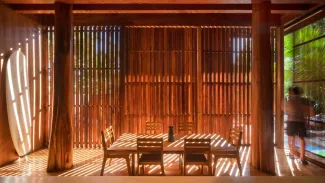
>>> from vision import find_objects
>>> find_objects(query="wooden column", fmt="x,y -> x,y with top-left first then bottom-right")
196,27 -> 203,133
251,0 -> 275,174
47,2 -> 73,172
276,27 -> 284,149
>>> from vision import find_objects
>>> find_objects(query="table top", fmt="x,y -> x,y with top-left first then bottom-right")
107,133 -> 235,153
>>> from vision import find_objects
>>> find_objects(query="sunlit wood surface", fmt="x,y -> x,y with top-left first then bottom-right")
1,176 -> 325,183
0,147 -> 325,176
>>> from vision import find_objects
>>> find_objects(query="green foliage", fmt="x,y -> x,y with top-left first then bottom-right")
284,17 -> 325,114
284,33 -> 293,97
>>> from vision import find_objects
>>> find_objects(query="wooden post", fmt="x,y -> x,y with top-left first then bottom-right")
196,27 -> 203,133
47,2 -> 73,172
251,0 -> 275,174
276,26 -> 284,149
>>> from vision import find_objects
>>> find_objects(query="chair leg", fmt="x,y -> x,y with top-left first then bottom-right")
137,163 -> 140,176
236,154 -> 242,176
213,156 -> 219,176
125,158 -> 131,176
161,163 -> 165,176
201,165 -> 204,175
142,165 -> 145,175
100,157 -> 107,176
179,154 -> 183,175
184,164 -> 186,176
108,158 -> 112,166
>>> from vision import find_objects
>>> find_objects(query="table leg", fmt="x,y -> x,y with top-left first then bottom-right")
132,152 -> 136,176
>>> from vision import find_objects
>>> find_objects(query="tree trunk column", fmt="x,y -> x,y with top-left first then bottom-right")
47,2 -> 73,172
251,0 -> 275,174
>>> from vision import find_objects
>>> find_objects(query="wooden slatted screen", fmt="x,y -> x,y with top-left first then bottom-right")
44,26 -> 276,146
123,28 -> 197,134
202,27 -> 251,143
201,27 -> 276,144
44,26 -> 121,147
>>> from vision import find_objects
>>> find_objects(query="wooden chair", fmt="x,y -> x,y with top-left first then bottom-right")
137,138 -> 165,175
213,128 -> 242,176
178,121 -> 195,134
100,127 -> 131,176
183,138 -> 212,176
145,121 -> 163,134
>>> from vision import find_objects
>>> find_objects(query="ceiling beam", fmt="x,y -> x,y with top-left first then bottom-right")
9,3 -> 314,14
284,3 -> 325,34
25,13 -> 281,26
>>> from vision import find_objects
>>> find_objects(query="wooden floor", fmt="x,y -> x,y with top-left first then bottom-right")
0,147 -> 324,176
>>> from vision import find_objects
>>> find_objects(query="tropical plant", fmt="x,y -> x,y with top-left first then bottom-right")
284,17 -> 325,115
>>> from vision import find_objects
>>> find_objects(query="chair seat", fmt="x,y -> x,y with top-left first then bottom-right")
185,154 -> 208,163
214,145 -> 236,151
139,154 -> 162,163
106,153 -> 130,158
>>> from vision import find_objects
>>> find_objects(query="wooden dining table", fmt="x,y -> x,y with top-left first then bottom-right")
107,133 -> 235,175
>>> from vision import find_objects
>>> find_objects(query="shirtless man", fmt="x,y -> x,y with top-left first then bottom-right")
285,86 -> 312,165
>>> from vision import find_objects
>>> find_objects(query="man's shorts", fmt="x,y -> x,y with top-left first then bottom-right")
286,121 -> 307,138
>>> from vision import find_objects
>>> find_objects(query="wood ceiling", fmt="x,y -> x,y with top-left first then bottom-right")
2,0 -> 324,27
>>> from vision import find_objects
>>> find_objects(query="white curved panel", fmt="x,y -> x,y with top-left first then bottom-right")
6,50 -> 32,157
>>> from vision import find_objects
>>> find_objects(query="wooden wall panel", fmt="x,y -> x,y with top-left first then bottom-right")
0,4 -> 45,166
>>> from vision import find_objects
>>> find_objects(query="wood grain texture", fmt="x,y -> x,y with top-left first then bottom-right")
47,2 -> 73,172
251,0 -> 275,174
0,4 -> 43,167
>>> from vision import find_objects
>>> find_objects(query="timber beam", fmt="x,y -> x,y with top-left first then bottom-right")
9,3 -> 314,14
25,13 -> 282,26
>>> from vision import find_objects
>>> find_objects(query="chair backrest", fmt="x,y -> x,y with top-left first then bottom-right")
228,128 -> 242,151
178,121 -> 195,134
101,126 -> 115,150
145,121 -> 163,134
184,138 -> 211,154
137,138 -> 163,157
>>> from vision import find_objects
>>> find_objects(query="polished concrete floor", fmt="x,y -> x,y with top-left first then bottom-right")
0,146 -> 324,176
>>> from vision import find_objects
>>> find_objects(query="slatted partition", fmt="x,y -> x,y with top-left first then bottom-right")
201,27 -> 251,143
73,26 -> 121,148
123,27 -> 197,134
44,26 -> 121,147
201,27 -> 277,144
43,26 -> 276,146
